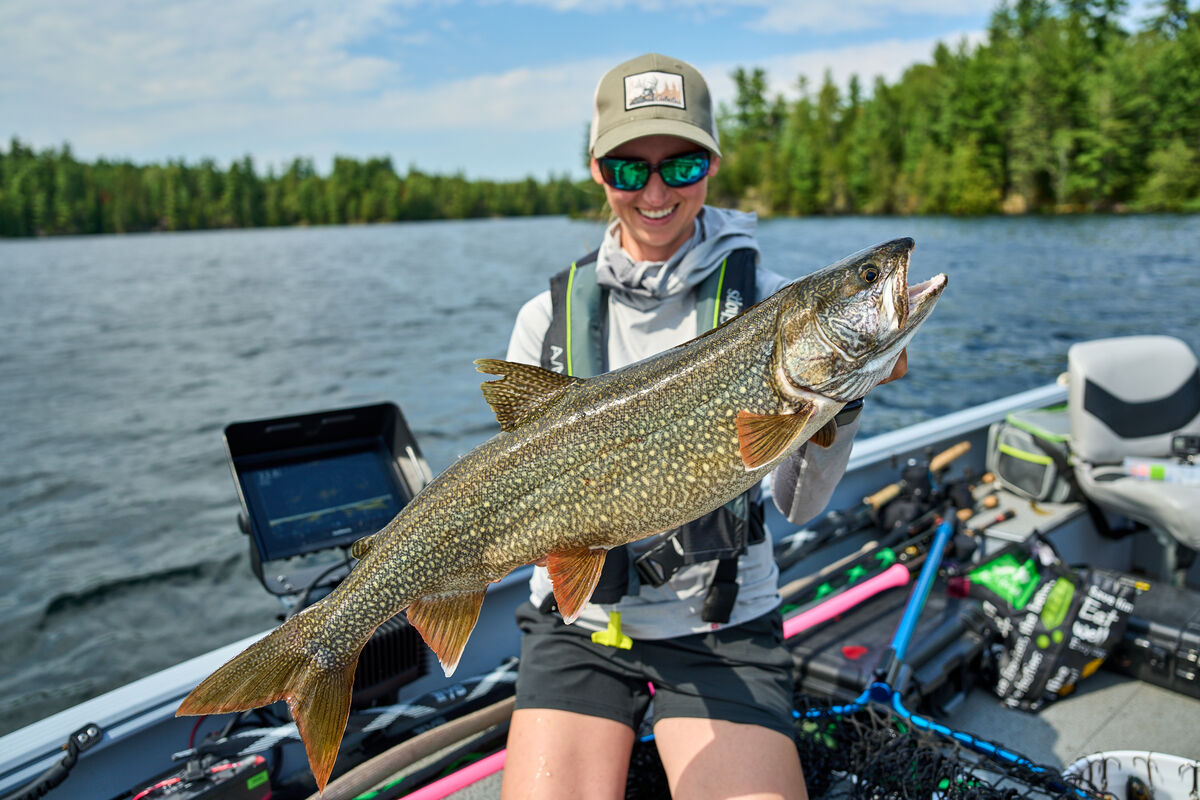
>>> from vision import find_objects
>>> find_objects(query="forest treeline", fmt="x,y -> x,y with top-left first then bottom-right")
1,0 -> 1198,237
709,0 -> 1200,216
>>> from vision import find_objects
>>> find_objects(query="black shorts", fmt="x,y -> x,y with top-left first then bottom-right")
512,602 -> 796,738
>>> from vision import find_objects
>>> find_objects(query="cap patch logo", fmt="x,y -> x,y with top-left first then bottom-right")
624,70 -> 685,111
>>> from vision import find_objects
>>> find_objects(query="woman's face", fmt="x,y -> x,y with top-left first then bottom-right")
590,134 -> 720,263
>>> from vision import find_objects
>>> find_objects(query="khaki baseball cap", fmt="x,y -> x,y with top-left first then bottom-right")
589,53 -> 721,158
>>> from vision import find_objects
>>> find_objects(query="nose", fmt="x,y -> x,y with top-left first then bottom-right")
640,171 -> 670,203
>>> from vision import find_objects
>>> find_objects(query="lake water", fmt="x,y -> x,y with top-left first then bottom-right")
1,214 -> 1198,734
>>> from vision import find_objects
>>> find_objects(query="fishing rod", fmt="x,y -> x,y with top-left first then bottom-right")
774,440 -> 971,573
780,504 -> 976,640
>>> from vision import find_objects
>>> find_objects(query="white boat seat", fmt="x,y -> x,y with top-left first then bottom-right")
1067,336 -> 1200,581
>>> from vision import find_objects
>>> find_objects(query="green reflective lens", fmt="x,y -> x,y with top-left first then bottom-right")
660,154 -> 708,186
611,160 -> 649,191
598,151 -> 709,191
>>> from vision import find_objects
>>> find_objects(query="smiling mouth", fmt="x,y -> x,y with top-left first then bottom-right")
638,205 -> 677,220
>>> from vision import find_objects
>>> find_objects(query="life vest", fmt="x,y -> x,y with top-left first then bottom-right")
538,248 -> 763,623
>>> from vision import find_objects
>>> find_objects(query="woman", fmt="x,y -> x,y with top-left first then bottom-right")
500,53 -> 904,800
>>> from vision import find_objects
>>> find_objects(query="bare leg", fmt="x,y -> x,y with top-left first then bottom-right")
653,717 -> 808,800
500,707 -> 635,800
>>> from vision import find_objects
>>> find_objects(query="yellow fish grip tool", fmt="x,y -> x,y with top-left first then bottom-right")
591,610 -> 633,649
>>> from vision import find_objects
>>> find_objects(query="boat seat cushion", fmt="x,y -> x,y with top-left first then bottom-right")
1067,335 -> 1200,551
1067,335 -> 1200,465
1074,463 -> 1200,550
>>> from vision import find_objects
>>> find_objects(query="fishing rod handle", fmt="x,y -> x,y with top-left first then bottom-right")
782,563 -> 911,640
864,482 -> 902,509
861,440 -> 971,510
929,441 -> 971,473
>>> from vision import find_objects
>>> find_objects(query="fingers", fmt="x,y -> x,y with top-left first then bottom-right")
877,349 -> 907,386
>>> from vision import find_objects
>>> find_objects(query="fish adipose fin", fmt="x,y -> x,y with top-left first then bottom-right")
176,612 -> 359,793
350,533 -> 375,559
406,590 -> 487,678
735,403 -> 817,469
546,547 -> 608,623
475,359 -> 582,431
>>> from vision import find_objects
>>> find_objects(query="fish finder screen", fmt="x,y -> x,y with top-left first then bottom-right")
244,447 -> 405,560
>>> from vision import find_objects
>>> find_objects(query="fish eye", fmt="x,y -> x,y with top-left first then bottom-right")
860,264 -> 880,283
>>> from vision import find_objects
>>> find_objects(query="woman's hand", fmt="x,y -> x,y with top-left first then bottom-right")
877,348 -> 907,387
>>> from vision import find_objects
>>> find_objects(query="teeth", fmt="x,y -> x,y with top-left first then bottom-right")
639,206 -> 675,220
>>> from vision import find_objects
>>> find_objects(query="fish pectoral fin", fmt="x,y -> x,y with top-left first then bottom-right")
808,419 -> 838,449
349,533 -> 375,560
546,547 -> 608,624
406,590 -> 487,678
475,359 -> 582,431
735,404 -> 816,469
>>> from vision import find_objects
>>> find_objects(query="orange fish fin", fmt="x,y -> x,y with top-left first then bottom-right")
546,547 -> 608,623
406,590 -> 487,677
475,358 -> 581,431
176,611 -> 360,793
288,662 -> 356,793
808,419 -> 838,449
735,404 -> 816,469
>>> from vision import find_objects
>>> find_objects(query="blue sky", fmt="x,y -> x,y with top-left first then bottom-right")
0,1 -> 1054,180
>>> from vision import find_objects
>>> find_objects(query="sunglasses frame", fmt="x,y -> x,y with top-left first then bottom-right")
596,150 -> 711,192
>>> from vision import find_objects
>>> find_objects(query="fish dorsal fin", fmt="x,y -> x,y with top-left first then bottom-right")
475,358 -> 581,431
735,402 -> 816,469
350,533 -> 375,560
546,547 -> 609,624
405,590 -> 487,677
809,419 -> 838,449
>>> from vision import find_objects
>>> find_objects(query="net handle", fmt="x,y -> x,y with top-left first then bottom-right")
890,514 -> 955,662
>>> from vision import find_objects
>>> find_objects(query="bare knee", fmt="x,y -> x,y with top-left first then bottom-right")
653,717 -> 808,800
501,708 -> 635,800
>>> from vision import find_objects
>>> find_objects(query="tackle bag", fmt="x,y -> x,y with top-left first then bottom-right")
986,405 -> 1075,503
963,536 -> 1139,711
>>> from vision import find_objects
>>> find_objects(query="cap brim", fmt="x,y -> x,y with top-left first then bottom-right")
592,118 -> 721,158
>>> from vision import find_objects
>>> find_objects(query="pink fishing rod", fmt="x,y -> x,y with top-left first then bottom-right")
398,750 -> 506,800
782,562 -> 911,640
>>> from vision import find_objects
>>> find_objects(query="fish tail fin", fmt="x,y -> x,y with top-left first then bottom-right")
176,609 -> 361,792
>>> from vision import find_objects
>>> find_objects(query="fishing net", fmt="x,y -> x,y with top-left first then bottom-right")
790,693 -> 1108,800
622,695 -> 1111,800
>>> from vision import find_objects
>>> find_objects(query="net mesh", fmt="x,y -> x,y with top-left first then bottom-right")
792,694 -> 1109,800
623,695 -> 1112,800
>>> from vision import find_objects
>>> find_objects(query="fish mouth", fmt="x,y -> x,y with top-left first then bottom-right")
901,273 -> 947,331
887,239 -> 946,334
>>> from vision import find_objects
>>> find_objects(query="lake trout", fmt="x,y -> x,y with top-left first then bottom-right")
177,237 -> 945,790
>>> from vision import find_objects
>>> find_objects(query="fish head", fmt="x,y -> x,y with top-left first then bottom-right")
776,238 -> 946,401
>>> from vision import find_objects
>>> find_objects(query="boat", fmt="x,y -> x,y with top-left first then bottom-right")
2,334 -> 1198,800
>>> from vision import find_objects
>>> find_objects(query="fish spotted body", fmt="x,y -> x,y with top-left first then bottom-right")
177,238 -> 946,790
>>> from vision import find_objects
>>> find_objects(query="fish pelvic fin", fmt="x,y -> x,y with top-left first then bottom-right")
475,358 -> 581,431
546,547 -> 608,624
735,403 -> 817,469
176,610 -> 360,793
406,589 -> 487,678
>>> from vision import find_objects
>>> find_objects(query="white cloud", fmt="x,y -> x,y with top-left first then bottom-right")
0,0 -> 412,111
702,30 -> 989,101
509,0 -> 995,33
746,0 -> 995,33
